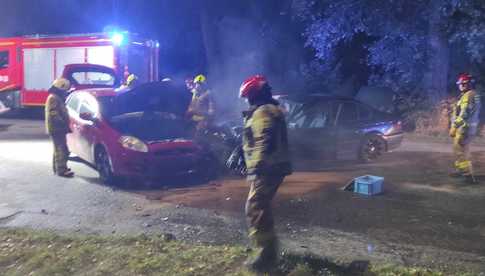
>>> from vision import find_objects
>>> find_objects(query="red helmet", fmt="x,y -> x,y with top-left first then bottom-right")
239,75 -> 269,99
456,73 -> 474,85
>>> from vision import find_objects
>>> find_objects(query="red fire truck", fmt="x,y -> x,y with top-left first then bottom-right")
0,32 -> 159,110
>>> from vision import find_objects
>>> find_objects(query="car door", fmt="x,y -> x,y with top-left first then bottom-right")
286,99 -> 338,161
76,95 -> 100,162
335,101 -> 363,160
65,93 -> 82,154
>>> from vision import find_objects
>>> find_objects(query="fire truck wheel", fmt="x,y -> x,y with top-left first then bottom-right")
95,146 -> 116,185
0,100 -> 11,115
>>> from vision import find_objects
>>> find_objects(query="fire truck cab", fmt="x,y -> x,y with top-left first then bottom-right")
0,32 -> 159,110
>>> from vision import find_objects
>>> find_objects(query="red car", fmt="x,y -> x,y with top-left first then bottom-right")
65,73 -> 205,184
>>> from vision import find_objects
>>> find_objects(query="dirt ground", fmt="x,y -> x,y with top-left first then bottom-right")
135,146 -> 485,273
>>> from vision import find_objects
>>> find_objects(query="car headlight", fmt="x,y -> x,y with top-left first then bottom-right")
119,136 -> 148,152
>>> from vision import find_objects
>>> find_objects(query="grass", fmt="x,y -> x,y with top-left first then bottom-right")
0,228 -> 471,276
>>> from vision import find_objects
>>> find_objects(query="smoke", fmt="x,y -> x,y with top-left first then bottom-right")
204,15 -> 306,124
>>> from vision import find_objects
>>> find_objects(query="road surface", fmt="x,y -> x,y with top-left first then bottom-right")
1,118 -> 484,273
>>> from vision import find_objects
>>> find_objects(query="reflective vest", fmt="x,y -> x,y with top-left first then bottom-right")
243,103 -> 292,176
45,94 -> 70,135
452,89 -> 481,136
188,89 -> 215,122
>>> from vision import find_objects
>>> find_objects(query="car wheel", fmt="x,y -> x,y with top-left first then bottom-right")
360,134 -> 386,162
95,147 -> 115,185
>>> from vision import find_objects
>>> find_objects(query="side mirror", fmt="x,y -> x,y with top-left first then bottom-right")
79,112 -> 95,121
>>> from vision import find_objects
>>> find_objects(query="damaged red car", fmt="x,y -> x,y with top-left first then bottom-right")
65,79 -> 207,184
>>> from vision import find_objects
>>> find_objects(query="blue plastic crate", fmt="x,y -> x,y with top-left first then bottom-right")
353,175 -> 384,195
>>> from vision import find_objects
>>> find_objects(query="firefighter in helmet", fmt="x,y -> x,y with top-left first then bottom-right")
186,74 -> 215,136
449,73 -> 481,183
239,75 -> 292,272
45,78 -> 74,178
118,74 -> 139,91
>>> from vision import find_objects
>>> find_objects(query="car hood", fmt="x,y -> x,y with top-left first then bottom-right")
113,82 -> 192,117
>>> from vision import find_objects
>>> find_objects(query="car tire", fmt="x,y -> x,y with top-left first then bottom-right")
95,147 -> 116,185
359,134 -> 386,162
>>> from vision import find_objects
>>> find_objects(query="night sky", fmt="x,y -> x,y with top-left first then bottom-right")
0,0 -> 206,77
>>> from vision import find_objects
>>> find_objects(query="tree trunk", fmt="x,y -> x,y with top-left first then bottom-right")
425,0 -> 450,104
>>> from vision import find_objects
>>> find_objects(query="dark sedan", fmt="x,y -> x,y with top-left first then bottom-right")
277,94 -> 403,162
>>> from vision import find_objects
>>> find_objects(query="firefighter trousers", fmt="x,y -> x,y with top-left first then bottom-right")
245,174 -> 285,260
452,133 -> 473,176
51,134 -> 70,175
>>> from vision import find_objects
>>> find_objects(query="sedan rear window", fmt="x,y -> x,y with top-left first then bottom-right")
337,102 -> 358,123
284,100 -> 336,129
358,104 -> 373,120
72,72 -> 116,86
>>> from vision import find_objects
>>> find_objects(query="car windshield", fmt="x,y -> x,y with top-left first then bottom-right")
98,96 -> 190,141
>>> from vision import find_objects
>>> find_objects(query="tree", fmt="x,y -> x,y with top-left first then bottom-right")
294,0 -> 485,103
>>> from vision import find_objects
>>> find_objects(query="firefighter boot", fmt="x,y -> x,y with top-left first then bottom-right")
244,240 -> 278,273
57,169 -> 74,178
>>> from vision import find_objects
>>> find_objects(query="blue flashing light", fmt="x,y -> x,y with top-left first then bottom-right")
111,33 -> 125,46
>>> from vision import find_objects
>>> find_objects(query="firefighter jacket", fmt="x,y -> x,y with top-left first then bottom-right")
451,89 -> 481,137
45,89 -> 70,136
187,89 -> 215,123
242,101 -> 292,176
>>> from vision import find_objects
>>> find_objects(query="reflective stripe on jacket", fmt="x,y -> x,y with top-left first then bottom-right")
243,103 -> 292,176
45,94 -> 70,135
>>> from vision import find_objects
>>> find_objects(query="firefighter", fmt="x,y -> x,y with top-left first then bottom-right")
449,73 -> 481,183
45,78 -> 74,178
186,74 -> 215,136
239,75 -> 292,272
118,73 -> 138,91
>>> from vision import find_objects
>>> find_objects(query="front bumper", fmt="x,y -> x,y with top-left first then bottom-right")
112,151 -> 203,179
382,132 -> 404,151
